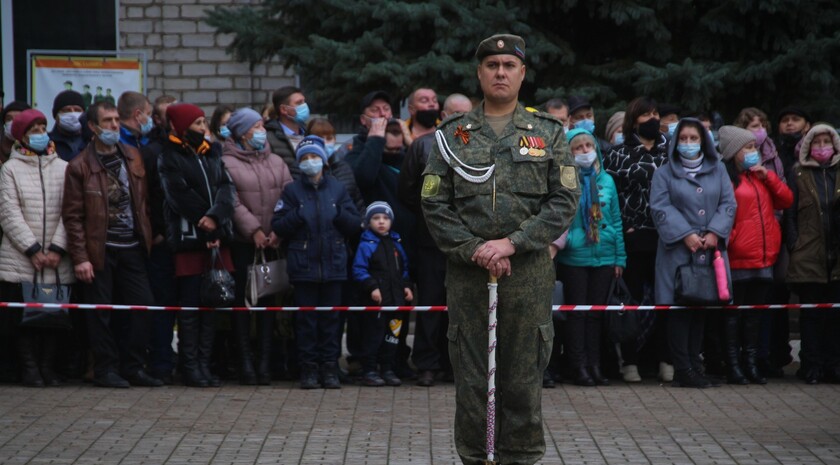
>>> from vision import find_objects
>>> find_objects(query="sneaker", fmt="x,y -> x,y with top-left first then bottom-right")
659,362 -> 674,382
361,371 -> 385,387
622,365 -> 642,383
382,370 -> 402,387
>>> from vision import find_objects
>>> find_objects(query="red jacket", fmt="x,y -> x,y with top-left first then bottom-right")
729,170 -> 793,270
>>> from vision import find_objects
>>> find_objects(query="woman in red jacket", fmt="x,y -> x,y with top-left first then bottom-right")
719,126 -> 793,385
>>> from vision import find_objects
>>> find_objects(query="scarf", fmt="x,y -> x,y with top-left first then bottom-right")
759,138 -> 784,178
12,140 -> 56,157
579,166 -> 602,243
679,153 -> 704,178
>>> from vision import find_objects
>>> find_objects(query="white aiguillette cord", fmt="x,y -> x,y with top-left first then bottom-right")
435,129 -> 495,183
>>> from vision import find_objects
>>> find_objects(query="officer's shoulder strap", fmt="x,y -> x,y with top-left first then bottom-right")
529,109 -> 563,125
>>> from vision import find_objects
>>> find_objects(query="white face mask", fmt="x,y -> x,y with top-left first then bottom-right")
58,111 -> 83,133
3,121 -> 12,138
574,150 -> 597,168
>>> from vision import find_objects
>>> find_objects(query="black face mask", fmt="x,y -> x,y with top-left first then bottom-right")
779,132 -> 803,145
637,118 -> 661,140
414,109 -> 440,129
184,130 -> 206,150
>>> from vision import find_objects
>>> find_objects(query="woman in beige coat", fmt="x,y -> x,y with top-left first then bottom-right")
0,109 -> 74,387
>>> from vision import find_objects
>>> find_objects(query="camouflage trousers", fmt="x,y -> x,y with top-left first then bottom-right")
446,249 -> 554,465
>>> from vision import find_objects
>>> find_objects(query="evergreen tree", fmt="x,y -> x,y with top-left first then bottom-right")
207,0 -> 840,126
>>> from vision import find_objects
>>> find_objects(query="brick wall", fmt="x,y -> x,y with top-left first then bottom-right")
118,0 -> 295,115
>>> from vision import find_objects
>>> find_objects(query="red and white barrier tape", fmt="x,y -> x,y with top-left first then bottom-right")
0,302 -> 838,312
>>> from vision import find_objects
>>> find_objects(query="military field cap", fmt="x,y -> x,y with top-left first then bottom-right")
475,34 -> 526,61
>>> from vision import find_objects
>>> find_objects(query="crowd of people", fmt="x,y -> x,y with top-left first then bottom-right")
0,83 -> 837,391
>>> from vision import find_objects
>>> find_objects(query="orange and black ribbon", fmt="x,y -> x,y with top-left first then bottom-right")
454,125 -> 470,145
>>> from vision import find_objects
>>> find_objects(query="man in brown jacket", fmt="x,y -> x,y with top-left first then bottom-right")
62,101 -> 160,388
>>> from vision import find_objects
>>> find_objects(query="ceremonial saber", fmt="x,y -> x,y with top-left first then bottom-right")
486,274 -> 498,465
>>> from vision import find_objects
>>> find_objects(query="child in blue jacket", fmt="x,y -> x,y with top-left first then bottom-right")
271,136 -> 362,390
352,201 -> 413,387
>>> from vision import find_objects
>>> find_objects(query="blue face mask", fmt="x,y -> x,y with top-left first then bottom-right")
325,143 -> 337,157
742,151 -> 760,170
97,127 -> 120,146
27,133 -> 50,152
140,114 -> 154,135
248,130 -> 267,150
667,122 -> 678,137
299,157 -> 323,177
575,118 -> 595,134
677,143 -> 702,159
613,133 -> 624,145
219,126 -> 231,139
293,103 -> 310,125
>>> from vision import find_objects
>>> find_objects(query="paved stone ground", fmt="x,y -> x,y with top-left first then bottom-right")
0,378 -> 837,465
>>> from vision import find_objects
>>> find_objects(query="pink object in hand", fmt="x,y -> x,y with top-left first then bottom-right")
714,250 -> 730,301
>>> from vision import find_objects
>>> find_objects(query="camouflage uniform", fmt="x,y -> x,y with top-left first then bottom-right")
421,103 -> 580,465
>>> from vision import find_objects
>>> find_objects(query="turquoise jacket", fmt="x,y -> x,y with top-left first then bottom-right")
556,128 -> 627,268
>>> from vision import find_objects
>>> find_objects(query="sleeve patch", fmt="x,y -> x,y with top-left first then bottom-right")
421,175 -> 441,198
560,166 -> 578,189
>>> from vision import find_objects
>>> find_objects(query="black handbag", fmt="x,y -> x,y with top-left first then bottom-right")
606,276 -> 640,344
200,248 -> 235,307
20,270 -> 73,330
674,250 -> 721,305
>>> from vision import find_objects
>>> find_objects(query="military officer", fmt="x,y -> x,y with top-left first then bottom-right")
421,34 -> 580,465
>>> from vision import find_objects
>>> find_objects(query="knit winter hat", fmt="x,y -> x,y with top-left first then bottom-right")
11,109 -> 47,141
605,111 -> 625,143
52,90 -> 85,118
718,125 -> 756,161
227,108 -> 262,140
2,101 -> 31,123
776,106 -> 812,127
295,135 -> 328,164
365,201 -> 394,225
166,103 -> 205,137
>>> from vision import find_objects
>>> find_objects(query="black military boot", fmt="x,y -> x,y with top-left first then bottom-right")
18,333 -> 44,387
672,369 -> 711,388
724,314 -> 748,385
233,313 -> 257,385
742,315 -> 767,385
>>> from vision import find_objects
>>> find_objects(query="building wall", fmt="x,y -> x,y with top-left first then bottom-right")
118,0 -> 294,114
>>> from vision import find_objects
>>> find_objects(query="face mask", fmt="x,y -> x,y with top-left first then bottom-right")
325,143 -> 337,157
708,130 -> 716,145
637,118 -> 661,140
184,130 -> 206,150
27,133 -> 50,152
613,133 -> 624,145
364,116 -> 384,131
667,122 -> 678,137
299,158 -> 323,177
139,114 -> 154,135
677,143 -> 702,159
562,124 -> 570,133
58,111 -> 82,133
3,121 -> 12,138
575,118 -> 596,134
752,127 -> 767,147
780,132 -> 802,145
248,130 -> 267,150
292,103 -> 310,125
219,126 -> 231,139
742,151 -> 760,169
811,145 -> 835,164
97,127 -> 120,146
574,150 -> 597,168
414,109 -> 439,128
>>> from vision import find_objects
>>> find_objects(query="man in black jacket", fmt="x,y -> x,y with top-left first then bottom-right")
399,93 -> 472,386
266,86 -> 307,179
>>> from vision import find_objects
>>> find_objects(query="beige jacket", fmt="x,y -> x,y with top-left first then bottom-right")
0,146 -> 74,284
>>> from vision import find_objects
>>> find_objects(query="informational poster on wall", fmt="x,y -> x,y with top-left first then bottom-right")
30,54 -> 144,129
